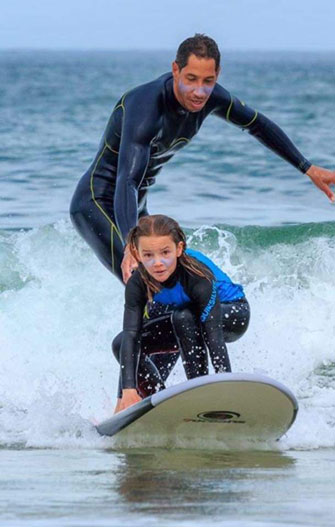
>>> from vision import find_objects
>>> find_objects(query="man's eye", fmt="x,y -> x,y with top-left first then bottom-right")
163,250 -> 170,255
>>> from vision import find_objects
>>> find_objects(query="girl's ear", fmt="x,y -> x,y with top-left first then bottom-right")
176,241 -> 184,258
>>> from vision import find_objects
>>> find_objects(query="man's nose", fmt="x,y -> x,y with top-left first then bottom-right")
193,85 -> 207,97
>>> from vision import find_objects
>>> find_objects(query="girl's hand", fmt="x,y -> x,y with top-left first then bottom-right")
118,389 -> 142,412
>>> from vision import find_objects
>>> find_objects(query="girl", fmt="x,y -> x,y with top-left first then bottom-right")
112,215 -> 250,413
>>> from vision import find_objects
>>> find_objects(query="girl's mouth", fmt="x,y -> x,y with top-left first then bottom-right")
154,269 -> 168,279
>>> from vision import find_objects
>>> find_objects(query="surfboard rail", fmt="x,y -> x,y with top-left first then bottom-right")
96,373 -> 299,440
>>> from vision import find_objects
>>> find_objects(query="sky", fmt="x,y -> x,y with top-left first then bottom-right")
1,0 -> 335,51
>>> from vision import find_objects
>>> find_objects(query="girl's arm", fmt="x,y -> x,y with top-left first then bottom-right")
119,272 -> 147,392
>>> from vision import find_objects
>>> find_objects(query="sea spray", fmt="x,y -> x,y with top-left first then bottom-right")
0,220 -> 335,449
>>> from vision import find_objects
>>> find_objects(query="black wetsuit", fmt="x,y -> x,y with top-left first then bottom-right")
112,251 -> 250,398
70,72 -> 311,282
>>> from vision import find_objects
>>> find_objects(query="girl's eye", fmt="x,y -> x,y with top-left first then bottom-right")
143,253 -> 152,258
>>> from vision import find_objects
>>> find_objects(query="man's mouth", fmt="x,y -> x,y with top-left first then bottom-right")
190,98 -> 205,108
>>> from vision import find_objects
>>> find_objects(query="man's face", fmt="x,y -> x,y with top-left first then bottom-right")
172,54 -> 219,113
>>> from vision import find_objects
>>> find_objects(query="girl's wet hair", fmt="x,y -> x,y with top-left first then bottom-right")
127,214 -> 213,301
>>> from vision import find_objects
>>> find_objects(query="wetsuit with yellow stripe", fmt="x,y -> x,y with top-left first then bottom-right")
70,72 -> 311,282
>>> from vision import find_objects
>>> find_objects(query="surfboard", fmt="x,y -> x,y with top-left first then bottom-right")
96,373 -> 298,444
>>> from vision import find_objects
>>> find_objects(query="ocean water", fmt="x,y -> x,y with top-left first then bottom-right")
1,50 -> 335,525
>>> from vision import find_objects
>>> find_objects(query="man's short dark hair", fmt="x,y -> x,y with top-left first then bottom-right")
175,34 -> 220,72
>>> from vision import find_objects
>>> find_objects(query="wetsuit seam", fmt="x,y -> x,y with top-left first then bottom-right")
135,141 -> 153,191
89,145 -> 123,262
226,95 -> 234,122
170,137 -> 190,147
151,137 -> 190,159
226,94 -> 258,128
104,138 -> 119,155
113,93 -> 127,113
109,93 -> 127,151
243,110 -> 258,128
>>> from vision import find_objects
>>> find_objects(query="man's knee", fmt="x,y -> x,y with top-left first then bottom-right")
69,197 -> 88,232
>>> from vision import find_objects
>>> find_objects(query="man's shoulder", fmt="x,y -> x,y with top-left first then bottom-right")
207,82 -> 232,111
123,72 -> 172,104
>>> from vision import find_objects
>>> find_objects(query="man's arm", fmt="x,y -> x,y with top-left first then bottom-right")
212,86 -> 335,201
113,90 -> 162,282
113,91 -> 161,242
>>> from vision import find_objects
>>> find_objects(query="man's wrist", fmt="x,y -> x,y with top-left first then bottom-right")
305,165 -> 315,176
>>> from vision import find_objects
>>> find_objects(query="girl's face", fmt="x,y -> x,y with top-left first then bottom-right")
137,235 -> 183,282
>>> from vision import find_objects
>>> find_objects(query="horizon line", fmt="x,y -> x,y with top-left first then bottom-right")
1,47 -> 335,53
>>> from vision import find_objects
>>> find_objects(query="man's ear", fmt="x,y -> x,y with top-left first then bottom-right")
172,61 -> 180,79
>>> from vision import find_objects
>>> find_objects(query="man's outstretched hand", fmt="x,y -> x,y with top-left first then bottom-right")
306,165 -> 335,202
121,245 -> 138,284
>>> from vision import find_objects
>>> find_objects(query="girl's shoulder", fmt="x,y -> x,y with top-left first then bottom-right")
179,261 -> 213,292
185,248 -> 215,269
125,270 -> 147,304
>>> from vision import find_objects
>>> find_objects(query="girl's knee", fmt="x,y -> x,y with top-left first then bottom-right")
224,312 -> 250,342
172,307 -> 198,334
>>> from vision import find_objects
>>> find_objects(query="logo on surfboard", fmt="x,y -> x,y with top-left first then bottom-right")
183,411 -> 245,424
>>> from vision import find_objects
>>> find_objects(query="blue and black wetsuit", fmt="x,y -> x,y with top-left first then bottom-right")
112,249 -> 250,398
70,72 -> 311,282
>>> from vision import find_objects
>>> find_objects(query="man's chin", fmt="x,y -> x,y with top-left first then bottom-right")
187,101 -> 206,112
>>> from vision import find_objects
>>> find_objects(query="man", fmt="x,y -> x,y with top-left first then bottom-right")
70,34 -> 335,284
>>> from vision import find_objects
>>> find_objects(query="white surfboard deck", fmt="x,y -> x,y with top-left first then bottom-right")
96,373 -> 298,445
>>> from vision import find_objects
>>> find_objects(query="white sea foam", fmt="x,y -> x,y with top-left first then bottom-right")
0,220 -> 335,450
